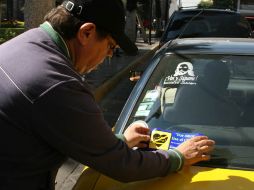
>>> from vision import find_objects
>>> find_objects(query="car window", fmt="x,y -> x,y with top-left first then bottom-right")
126,54 -> 254,170
164,11 -> 251,41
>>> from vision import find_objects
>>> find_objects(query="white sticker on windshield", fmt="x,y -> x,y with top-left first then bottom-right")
134,90 -> 159,117
164,62 -> 198,85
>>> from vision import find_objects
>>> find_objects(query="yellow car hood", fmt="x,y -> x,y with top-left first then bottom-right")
74,166 -> 254,190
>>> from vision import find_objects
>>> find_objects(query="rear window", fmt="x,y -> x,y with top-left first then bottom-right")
164,11 -> 251,40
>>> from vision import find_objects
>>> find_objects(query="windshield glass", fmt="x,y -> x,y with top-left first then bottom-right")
166,11 -> 251,40
126,54 -> 254,170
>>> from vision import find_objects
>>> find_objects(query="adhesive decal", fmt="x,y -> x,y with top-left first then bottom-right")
149,128 -> 203,150
149,130 -> 172,150
134,90 -> 160,117
164,62 -> 198,85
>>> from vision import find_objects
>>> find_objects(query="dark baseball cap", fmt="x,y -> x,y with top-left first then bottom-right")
62,0 -> 138,55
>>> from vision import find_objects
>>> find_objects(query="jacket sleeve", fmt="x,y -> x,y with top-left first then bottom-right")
32,81 -> 183,182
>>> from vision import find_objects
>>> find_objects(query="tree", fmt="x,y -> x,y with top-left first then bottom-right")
24,0 -> 55,30
198,0 -> 237,10
125,0 -> 138,43
198,0 -> 213,9
0,0 -> 2,25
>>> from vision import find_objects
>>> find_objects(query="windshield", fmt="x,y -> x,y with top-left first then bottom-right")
165,11 -> 251,40
126,54 -> 254,170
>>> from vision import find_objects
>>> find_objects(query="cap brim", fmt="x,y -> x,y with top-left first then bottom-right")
112,32 -> 138,56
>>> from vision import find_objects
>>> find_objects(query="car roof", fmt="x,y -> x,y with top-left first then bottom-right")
163,38 -> 254,55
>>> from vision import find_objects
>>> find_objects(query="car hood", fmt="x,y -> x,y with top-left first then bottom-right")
74,166 -> 254,190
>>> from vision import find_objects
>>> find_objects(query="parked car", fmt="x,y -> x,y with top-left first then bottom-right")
160,9 -> 253,46
74,38 -> 254,190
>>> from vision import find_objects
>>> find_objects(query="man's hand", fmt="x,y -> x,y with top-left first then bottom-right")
176,136 -> 215,166
124,121 -> 150,148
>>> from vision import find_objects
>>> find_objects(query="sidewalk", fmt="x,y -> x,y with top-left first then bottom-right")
55,36 -> 160,190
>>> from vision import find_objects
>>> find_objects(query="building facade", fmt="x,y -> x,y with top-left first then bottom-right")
237,0 -> 254,31
237,0 -> 254,15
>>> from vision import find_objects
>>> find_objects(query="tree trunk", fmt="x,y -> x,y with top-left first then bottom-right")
24,0 -> 55,30
125,10 -> 137,43
0,0 -> 2,26
13,0 -> 17,20
7,0 -> 13,20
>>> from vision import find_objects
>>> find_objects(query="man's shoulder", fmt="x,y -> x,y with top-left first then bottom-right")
0,28 -> 88,103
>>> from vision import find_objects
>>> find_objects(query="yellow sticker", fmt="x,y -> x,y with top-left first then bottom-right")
149,130 -> 172,150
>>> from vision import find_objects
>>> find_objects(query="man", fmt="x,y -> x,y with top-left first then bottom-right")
0,0 -> 215,189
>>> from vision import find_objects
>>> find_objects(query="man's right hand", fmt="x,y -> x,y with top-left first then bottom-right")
176,136 -> 215,166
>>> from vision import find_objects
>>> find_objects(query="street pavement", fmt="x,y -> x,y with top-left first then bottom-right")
55,36 -> 160,190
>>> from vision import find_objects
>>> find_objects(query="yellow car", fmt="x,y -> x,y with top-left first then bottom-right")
74,38 -> 254,190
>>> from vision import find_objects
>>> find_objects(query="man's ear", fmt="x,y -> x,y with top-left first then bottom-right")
77,23 -> 96,46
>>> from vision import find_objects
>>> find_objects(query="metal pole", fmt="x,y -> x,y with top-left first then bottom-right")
149,0 -> 153,45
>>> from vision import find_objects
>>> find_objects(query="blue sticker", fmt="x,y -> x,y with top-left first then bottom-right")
170,131 -> 203,149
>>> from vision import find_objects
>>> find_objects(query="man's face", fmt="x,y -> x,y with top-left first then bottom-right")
73,23 -> 117,74
83,35 -> 117,73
